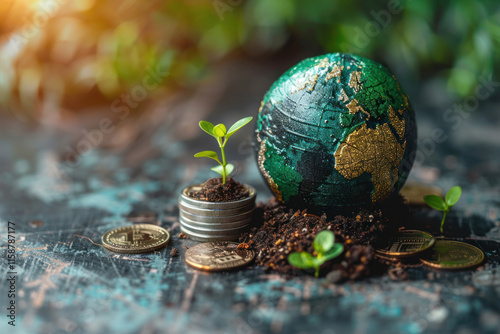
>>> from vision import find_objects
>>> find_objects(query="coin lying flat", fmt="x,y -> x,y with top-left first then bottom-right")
375,253 -> 413,263
102,224 -> 170,253
400,182 -> 444,206
420,240 -> 484,270
185,241 -> 255,271
375,230 -> 435,258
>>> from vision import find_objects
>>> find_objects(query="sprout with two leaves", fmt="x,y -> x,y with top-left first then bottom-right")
194,117 -> 253,184
288,230 -> 344,277
424,186 -> 462,234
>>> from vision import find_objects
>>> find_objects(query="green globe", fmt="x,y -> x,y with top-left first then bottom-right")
255,53 -> 417,210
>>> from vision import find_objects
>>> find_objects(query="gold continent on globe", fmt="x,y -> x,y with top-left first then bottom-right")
255,53 -> 417,211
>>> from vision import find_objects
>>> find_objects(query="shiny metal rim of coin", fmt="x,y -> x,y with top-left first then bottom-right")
179,216 -> 253,229
419,240 -> 485,270
180,223 -> 248,237
399,182 -> 444,206
180,223 -> 249,237
375,253 -> 403,263
375,253 -> 422,264
179,224 -> 250,236
179,215 -> 252,229
180,226 -> 241,242
178,199 -> 255,217
185,241 -> 255,271
102,224 -> 170,253
179,208 -> 254,223
180,184 -> 256,210
375,230 -> 435,258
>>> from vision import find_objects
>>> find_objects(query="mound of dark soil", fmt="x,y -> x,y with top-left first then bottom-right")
187,177 -> 249,202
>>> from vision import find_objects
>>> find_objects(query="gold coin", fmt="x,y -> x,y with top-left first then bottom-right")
102,224 -> 170,253
375,253 -> 401,263
400,182 -> 444,206
375,230 -> 435,258
185,242 -> 255,271
375,253 -> 422,265
420,240 -> 484,270
375,253 -> 403,263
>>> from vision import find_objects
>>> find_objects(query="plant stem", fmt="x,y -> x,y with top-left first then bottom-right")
315,267 -> 319,277
440,210 -> 449,234
219,138 -> 227,184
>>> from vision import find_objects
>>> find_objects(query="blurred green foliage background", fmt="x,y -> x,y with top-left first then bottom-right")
0,0 -> 498,122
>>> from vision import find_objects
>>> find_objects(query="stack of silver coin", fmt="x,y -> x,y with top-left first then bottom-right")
178,184 -> 256,242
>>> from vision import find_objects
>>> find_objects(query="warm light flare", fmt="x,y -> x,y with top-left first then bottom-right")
1,0 -> 53,33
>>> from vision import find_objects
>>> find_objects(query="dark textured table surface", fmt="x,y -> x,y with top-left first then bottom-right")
1,58 -> 500,334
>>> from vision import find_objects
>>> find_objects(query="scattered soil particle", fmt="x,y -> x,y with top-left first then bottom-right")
388,267 -> 409,281
187,177 -> 249,202
170,248 -> 179,257
29,220 -> 44,228
179,233 -> 188,239
239,194 -> 415,281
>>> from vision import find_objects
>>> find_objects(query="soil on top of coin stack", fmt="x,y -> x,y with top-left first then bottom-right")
239,194 -> 413,282
187,177 -> 249,202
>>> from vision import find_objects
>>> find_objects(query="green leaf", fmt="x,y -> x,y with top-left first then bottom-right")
313,230 -> 335,254
225,163 -> 234,176
226,117 -> 253,139
213,124 -> 227,137
211,165 -> 224,176
199,121 -> 215,137
445,186 -> 462,207
288,252 -> 315,269
311,256 -> 326,267
424,195 -> 447,211
210,164 -> 234,177
194,151 -> 220,163
322,244 -> 344,261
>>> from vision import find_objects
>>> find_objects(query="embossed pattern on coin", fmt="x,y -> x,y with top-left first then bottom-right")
185,242 -> 255,271
375,230 -> 435,258
400,182 -> 444,206
102,224 -> 170,253
420,240 -> 485,270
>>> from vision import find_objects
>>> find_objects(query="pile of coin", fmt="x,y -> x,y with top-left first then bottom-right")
374,230 -> 484,270
178,184 -> 256,242
102,224 -> 170,253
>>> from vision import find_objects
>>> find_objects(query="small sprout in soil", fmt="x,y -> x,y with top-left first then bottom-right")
288,230 -> 344,277
424,186 -> 462,234
195,117 -> 253,184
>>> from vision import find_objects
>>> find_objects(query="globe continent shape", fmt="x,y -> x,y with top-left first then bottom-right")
255,53 -> 417,209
